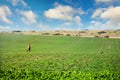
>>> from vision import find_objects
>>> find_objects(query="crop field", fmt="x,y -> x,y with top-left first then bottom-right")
0,34 -> 120,80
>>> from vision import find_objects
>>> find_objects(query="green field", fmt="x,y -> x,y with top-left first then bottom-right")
0,34 -> 120,80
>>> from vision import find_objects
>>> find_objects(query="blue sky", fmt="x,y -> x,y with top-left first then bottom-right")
0,0 -> 120,31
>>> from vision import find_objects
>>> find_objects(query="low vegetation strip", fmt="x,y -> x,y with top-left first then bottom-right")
0,69 -> 120,80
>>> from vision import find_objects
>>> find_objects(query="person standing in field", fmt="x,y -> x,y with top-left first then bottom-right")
27,43 -> 31,52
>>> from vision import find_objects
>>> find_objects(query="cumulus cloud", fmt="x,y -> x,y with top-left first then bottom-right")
88,20 -> 120,30
44,4 -> 74,21
90,6 -> 120,30
75,8 -> 85,15
0,25 -> 10,30
44,3 -> 84,21
19,10 -> 37,25
100,6 -> 120,29
44,3 -> 84,30
96,0 -> 114,4
37,22 -> 49,29
59,16 -> 83,30
88,21 -> 104,30
74,16 -> 82,26
91,8 -> 105,18
8,0 -> 27,7
60,22 -> 72,27
55,27 -> 74,31
0,5 -> 12,24
100,6 -> 120,23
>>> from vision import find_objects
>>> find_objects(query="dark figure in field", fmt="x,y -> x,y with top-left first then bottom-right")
27,43 -> 31,52
101,51 -> 103,54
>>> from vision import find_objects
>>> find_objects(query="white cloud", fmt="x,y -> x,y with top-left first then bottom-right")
44,4 -> 74,21
60,22 -> 72,27
37,22 -> 49,29
74,16 -> 82,27
55,27 -> 74,31
75,8 -> 85,15
19,10 -> 37,25
0,5 -> 12,24
91,8 -> 105,18
59,16 -> 83,30
100,6 -> 120,29
96,0 -> 114,4
8,0 -> 27,7
100,6 -> 120,22
91,6 -> 120,30
0,25 -> 10,31
88,20 -> 120,30
37,22 -> 74,31
44,3 -> 84,30
44,3 -> 84,21
88,21 -> 104,30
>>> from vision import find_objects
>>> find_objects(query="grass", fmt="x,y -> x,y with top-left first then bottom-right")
0,34 -> 120,79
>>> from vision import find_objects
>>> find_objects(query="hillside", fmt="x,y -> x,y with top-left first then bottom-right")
0,30 -> 120,38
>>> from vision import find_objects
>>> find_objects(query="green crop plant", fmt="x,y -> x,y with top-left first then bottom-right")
0,34 -> 120,79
